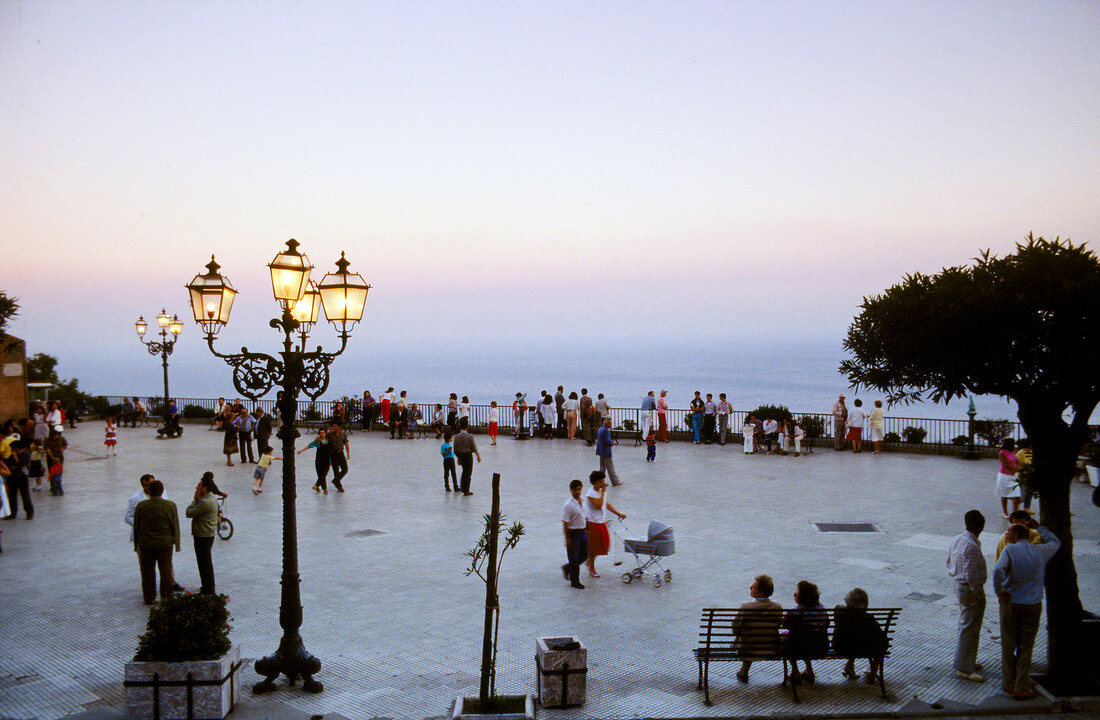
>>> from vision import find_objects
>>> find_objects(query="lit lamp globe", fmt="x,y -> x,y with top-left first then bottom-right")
269,238 -> 313,309
186,256 -> 238,335
290,280 -> 321,330
169,315 -> 184,337
318,252 -> 370,335
135,316 -> 148,337
156,309 -> 171,328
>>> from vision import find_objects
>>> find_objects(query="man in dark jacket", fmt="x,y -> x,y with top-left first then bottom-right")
254,407 -> 274,453
133,480 -> 180,604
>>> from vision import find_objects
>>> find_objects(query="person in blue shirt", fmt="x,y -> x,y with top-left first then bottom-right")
640,391 -> 657,441
596,417 -> 621,486
992,519 -> 1060,700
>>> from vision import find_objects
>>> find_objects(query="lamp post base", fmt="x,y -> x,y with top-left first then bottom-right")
252,634 -> 323,694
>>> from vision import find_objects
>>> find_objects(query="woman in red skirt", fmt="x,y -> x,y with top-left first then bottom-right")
583,470 -> 626,578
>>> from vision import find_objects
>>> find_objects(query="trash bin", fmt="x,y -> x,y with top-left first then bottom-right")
536,636 -> 586,707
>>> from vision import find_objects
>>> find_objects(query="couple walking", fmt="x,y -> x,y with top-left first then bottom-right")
560,470 -> 626,589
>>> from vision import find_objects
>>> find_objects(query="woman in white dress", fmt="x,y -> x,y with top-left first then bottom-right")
33,403 -> 49,442
742,417 -> 756,454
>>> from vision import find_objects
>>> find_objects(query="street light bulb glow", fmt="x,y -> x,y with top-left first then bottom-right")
318,252 -> 370,332
169,315 -> 184,336
186,255 -> 237,334
290,280 -> 321,326
268,238 -> 313,308
135,316 -> 147,336
157,309 -> 170,328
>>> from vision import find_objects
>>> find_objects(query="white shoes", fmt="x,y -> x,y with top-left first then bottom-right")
956,670 -> 985,682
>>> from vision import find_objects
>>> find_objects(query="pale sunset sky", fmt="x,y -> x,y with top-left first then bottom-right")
2,2 -> 1097,401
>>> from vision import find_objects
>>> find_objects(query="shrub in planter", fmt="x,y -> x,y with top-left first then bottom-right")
798,415 -> 824,439
749,404 -> 792,423
884,432 -> 901,444
134,593 -> 232,662
973,419 -> 1014,447
182,404 -> 216,420
126,593 -> 239,720
952,435 -> 969,446
901,426 -> 927,444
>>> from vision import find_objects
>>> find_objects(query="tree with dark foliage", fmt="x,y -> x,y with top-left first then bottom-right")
840,234 -> 1099,689
0,291 -> 19,352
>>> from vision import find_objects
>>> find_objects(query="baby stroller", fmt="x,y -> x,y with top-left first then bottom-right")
618,519 -> 674,587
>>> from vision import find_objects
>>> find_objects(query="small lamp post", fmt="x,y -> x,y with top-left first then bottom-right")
964,395 -> 979,459
134,308 -> 183,432
185,239 -> 370,694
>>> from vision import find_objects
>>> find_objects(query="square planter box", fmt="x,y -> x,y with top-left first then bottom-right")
453,693 -> 534,720
124,644 -> 240,720
536,636 -> 586,707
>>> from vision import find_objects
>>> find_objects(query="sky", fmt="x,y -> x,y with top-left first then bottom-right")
1,1 -> 1098,402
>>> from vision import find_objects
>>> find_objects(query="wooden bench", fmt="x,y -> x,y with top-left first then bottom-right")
694,607 -> 899,703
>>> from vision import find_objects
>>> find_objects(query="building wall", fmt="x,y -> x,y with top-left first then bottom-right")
0,336 -> 28,423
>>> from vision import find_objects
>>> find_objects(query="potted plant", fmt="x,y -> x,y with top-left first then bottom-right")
124,593 -> 240,720
455,472 -> 530,720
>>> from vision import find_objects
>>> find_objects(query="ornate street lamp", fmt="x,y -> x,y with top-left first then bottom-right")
134,308 -> 184,435
963,395 -> 980,460
185,239 -> 370,694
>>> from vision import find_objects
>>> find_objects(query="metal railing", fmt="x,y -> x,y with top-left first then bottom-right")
93,395 -> 1021,451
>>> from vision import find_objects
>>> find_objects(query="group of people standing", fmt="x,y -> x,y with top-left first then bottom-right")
2,412 -> 68,520
126,471 -> 226,603
831,394 -> 886,453
947,508 -> 1060,699
212,398 -> 274,467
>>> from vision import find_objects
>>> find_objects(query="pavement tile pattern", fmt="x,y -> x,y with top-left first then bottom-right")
0,422 -> 1096,720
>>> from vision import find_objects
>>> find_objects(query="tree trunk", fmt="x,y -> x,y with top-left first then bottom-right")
1019,401 -> 1087,689
480,473 -> 501,704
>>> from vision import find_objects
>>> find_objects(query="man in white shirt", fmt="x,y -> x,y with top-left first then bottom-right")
717,393 -> 732,445
560,480 -> 588,589
762,418 -> 779,454
946,509 -> 987,682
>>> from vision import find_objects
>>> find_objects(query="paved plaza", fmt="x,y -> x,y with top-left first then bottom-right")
0,421 -> 1097,720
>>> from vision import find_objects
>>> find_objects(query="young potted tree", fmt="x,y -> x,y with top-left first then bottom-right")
124,593 -> 240,720
454,472 -> 530,719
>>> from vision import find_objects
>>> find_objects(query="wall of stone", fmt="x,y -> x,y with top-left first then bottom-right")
0,337 -> 28,423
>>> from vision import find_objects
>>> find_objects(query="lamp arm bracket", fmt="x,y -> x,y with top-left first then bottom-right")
205,334 -> 284,400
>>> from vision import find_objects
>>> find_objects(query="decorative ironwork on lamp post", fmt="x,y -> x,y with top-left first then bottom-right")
185,239 -> 370,694
134,309 -> 184,433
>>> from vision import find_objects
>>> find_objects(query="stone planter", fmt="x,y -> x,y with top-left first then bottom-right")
536,636 -> 586,707
1087,464 -> 1099,487
124,644 -> 240,720
453,693 -> 534,720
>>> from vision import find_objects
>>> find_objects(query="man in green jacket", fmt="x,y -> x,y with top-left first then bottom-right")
133,480 -> 181,604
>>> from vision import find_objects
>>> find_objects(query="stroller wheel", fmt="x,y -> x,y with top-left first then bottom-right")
664,569 -> 672,582
654,575 -> 662,587
632,568 -> 643,578
621,572 -> 632,584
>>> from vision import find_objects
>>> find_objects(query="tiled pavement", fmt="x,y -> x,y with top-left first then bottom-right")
0,422 -> 1097,720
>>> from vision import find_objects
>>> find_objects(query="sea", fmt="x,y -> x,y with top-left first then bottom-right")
84,337 -> 1026,424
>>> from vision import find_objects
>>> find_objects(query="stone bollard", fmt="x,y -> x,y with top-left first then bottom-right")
536,636 -> 586,707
